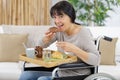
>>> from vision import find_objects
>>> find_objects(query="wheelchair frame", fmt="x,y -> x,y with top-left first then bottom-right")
23,61 -> 98,80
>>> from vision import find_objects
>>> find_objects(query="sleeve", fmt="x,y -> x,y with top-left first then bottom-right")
82,28 -> 100,66
37,33 -> 57,48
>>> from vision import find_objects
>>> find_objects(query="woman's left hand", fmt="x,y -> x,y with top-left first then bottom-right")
56,41 -> 78,52
57,42 -> 89,62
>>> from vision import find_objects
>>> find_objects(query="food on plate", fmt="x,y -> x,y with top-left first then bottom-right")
51,51 -> 64,59
35,46 -> 43,58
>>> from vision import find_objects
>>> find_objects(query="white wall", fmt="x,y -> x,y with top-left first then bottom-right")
105,6 -> 120,27
51,0 -> 60,5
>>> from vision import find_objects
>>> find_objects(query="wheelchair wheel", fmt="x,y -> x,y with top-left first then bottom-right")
84,73 -> 116,80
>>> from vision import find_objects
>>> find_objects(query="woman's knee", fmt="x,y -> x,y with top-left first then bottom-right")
37,76 -> 52,80
19,71 -> 40,80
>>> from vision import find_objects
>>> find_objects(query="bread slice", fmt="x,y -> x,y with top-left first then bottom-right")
51,51 -> 63,59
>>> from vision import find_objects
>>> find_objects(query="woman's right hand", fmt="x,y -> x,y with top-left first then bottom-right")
43,27 -> 58,43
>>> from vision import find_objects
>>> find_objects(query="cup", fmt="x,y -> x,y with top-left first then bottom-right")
25,48 -> 38,58
42,49 -> 52,61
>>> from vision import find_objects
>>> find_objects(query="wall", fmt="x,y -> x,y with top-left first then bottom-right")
105,6 -> 120,27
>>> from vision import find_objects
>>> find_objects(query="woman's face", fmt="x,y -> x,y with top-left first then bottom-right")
53,13 -> 72,32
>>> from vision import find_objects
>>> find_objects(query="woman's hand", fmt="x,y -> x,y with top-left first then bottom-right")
57,42 -> 89,62
56,42 -> 78,53
43,27 -> 58,43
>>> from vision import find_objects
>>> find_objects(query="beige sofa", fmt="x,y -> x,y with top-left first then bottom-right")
0,25 -> 120,80
0,25 -> 51,80
87,27 -> 120,80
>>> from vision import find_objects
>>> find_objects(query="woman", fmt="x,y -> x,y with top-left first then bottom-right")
19,1 -> 100,80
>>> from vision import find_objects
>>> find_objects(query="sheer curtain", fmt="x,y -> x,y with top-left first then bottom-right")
0,0 -> 51,25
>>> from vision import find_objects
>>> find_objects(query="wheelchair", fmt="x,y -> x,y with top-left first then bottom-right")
23,61 -> 98,80
23,40 -> 99,80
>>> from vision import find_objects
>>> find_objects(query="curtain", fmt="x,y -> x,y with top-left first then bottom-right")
0,0 -> 51,25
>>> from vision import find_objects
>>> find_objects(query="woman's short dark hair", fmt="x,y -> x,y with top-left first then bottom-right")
50,1 -> 76,23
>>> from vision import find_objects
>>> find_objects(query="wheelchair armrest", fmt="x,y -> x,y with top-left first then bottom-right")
52,62 -> 96,78
58,62 -> 93,68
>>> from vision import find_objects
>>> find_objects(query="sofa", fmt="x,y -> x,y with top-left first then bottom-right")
0,25 -> 120,80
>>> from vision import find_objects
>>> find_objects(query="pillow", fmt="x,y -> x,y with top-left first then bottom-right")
0,33 -> 28,62
98,36 -> 118,65
2,25 -> 50,48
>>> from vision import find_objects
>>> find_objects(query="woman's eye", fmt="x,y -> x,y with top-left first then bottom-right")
59,15 -> 63,18
52,15 -> 63,20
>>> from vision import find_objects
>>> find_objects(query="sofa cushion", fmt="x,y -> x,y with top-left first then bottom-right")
98,65 -> 120,80
0,26 -> 4,33
88,27 -> 120,65
0,62 -> 21,80
99,36 -> 118,65
0,33 -> 28,62
2,25 -> 50,48
84,73 -> 116,80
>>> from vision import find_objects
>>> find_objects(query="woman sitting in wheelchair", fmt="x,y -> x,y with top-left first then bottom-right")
19,1 -> 100,80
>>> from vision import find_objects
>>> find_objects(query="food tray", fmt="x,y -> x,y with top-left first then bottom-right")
19,54 -> 77,68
